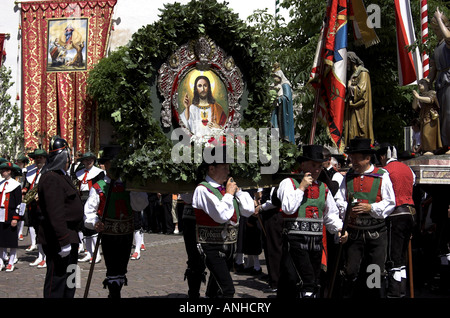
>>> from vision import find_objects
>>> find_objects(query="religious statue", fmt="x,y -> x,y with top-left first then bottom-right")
270,63 -> 295,144
343,51 -> 374,147
412,78 -> 442,155
429,8 -> 450,149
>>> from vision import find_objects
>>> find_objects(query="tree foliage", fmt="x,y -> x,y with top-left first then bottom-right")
87,0 -> 299,185
0,66 -> 23,159
249,0 -> 449,149
87,0 -> 449,186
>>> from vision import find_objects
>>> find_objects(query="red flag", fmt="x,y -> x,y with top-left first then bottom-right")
394,0 -> 423,86
0,34 -> 5,67
309,0 -> 348,151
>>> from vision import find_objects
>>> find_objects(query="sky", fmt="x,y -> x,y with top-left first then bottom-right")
109,0 -> 290,50
113,0 -> 288,33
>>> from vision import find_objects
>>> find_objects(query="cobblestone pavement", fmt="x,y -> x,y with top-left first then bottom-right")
0,228 -> 272,298
0,227 -> 448,300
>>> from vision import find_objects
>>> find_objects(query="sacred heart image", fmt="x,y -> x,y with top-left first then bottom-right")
158,36 -> 244,140
178,70 -> 228,135
47,18 -> 88,72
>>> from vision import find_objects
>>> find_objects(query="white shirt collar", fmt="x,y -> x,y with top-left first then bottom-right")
386,158 -> 397,164
205,175 -> 222,188
361,164 -> 375,174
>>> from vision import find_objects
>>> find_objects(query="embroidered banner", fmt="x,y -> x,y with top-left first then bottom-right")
20,0 -> 116,152
309,0 -> 348,151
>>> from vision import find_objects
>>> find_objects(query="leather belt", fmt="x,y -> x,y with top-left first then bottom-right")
391,204 -> 416,216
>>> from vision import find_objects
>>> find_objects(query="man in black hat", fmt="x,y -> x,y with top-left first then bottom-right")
191,145 -> 255,298
276,144 -> 347,298
336,138 -> 396,298
84,146 -> 148,298
37,138 -> 84,298
375,142 -> 416,298
75,151 -> 105,264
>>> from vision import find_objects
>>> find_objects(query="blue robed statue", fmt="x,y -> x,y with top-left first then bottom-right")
270,65 -> 295,144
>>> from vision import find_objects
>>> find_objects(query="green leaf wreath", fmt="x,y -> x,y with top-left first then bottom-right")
87,0 -> 300,189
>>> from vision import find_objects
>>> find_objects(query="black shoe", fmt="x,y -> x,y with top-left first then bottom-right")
250,268 -> 262,276
233,263 -> 245,273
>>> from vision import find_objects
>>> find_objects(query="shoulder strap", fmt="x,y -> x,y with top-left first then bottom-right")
199,181 -> 223,199
93,179 -> 107,195
198,181 -> 240,217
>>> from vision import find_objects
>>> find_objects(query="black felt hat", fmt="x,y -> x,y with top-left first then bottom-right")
296,145 -> 327,163
375,142 -> 392,156
345,138 -> 376,154
398,150 -> 414,160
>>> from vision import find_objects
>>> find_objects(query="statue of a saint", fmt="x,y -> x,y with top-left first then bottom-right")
429,8 -> 450,148
412,78 -> 442,154
270,63 -> 295,144
343,52 -> 374,147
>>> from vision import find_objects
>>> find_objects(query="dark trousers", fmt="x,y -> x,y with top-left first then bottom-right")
277,234 -> 322,298
386,213 -> 415,297
183,217 -> 206,298
343,226 -> 387,298
261,209 -> 283,289
162,200 -> 175,234
201,243 -> 235,298
144,200 -> 163,233
321,230 -> 341,298
42,243 -> 79,298
101,233 -> 133,298
102,233 -> 133,278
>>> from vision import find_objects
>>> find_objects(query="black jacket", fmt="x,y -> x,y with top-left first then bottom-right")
37,171 -> 83,251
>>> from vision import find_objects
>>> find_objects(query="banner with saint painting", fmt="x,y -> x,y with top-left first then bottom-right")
20,0 -> 116,152
47,18 -> 88,72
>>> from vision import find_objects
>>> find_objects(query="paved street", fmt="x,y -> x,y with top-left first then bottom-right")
0,228 -> 272,299
0,227 -> 448,300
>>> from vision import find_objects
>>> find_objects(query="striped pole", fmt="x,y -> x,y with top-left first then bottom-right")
421,0 -> 429,78
275,0 -> 280,19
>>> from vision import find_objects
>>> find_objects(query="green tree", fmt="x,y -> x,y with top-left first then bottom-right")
0,66 -> 23,159
248,0 -> 449,149
87,0 -> 286,184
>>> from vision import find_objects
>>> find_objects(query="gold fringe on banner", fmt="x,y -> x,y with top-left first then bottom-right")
350,0 -> 380,48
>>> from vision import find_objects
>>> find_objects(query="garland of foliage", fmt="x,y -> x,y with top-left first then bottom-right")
87,0 -> 300,186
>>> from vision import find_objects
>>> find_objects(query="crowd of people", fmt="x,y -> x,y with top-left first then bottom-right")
0,136 -> 449,299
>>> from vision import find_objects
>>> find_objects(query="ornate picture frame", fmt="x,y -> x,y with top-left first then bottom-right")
157,36 -> 244,138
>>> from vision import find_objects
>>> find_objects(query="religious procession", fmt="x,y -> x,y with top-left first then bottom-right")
0,0 -> 449,302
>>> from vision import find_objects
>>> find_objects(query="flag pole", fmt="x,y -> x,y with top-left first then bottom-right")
309,3 -> 330,144
421,0 -> 429,78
